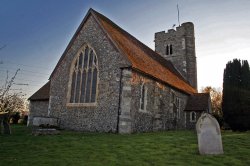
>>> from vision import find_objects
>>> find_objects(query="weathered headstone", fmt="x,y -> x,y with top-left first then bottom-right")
196,113 -> 223,155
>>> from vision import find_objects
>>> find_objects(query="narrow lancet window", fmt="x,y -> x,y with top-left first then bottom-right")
166,45 -> 169,55
140,83 -> 147,110
170,44 -> 173,54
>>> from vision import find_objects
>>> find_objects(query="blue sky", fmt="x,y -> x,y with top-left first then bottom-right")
1,0 -> 250,98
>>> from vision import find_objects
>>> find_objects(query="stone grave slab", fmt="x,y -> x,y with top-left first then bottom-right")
32,117 -> 58,127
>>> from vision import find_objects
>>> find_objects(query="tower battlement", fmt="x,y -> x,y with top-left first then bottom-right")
155,22 -> 197,89
155,22 -> 194,37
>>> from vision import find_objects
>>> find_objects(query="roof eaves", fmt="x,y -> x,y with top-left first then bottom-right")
28,81 -> 50,101
29,98 -> 49,102
132,68 -> 194,95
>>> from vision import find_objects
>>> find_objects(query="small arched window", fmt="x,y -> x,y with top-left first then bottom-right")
69,45 -> 98,104
190,111 -> 196,122
140,83 -> 147,111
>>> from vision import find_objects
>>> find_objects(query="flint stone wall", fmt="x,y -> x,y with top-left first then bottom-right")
130,71 -> 189,132
185,111 -> 202,129
49,15 -> 129,132
28,101 -> 49,126
32,117 -> 58,127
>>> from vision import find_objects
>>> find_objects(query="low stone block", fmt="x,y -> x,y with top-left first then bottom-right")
32,117 -> 58,127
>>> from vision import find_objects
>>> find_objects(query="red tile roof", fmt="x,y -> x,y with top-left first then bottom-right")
91,9 -> 196,94
50,8 -> 196,94
28,81 -> 50,101
184,93 -> 210,111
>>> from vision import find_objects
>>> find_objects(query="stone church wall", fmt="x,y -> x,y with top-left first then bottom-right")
130,71 -> 189,133
185,111 -> 202,129
49,15 -> 129,132
28,100 -> 49,126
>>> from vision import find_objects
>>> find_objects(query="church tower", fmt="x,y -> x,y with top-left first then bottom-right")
154,22 -> 197,89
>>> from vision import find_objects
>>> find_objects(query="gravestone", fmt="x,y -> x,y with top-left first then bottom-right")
196,113 -> 223,155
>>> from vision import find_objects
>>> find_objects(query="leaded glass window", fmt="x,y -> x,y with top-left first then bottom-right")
69,46 -> 98,104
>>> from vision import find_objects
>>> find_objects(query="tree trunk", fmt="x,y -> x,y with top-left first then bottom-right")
0,113 -> 11,135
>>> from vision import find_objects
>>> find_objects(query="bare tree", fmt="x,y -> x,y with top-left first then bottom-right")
0,69 -> 25,134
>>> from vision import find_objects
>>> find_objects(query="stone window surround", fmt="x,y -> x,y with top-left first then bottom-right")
139,82 -> 148,113
66,44 -> 99,107
190,111 -> 196,122
176,97 -> 181,119
170,90 -> 181,119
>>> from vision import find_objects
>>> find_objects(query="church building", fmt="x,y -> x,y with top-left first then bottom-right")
28,8 -> 211,133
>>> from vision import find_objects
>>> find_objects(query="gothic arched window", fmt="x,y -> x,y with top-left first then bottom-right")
69,45 -> 98,105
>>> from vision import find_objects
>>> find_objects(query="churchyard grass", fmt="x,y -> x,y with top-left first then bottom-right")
0,125 -> 249,166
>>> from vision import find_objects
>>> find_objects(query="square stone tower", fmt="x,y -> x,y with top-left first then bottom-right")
155,22 -> 197,89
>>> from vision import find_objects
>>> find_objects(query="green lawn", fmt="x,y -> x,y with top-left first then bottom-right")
0,125 -> 249,166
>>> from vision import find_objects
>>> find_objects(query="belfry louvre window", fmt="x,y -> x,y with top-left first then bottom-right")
166,44 -> 173,55
70,46 -> 98,104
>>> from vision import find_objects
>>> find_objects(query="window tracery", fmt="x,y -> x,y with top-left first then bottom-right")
69,45 -> 98,105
